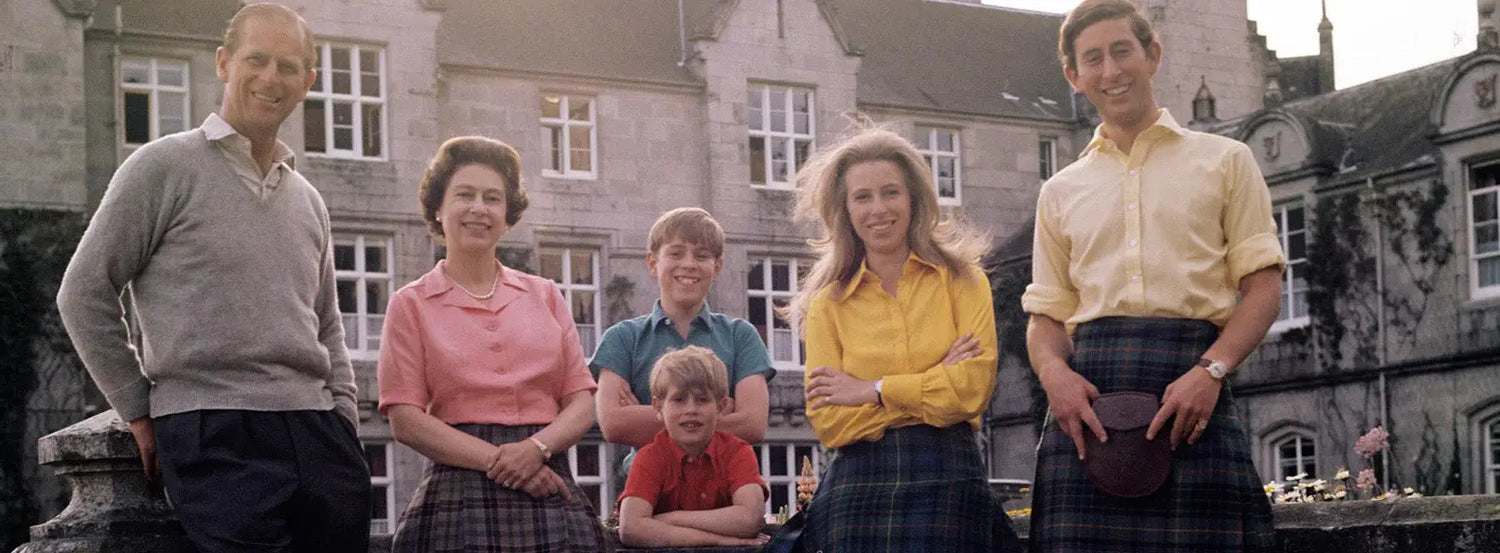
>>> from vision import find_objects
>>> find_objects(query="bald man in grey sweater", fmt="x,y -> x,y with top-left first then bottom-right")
57,4 -> 369,552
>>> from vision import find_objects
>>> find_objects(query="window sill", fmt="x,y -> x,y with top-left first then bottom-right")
1267,317 -> 1310,336
541,170 -> 598,181
306,152 -> 388,163
751,184 -> 796,192
1461,292 -> 1500,312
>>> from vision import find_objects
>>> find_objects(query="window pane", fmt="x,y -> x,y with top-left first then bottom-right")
365,244 -> 387,273
1473,165 -> 1500,191
568,97 -> 591,122
159,92 -> 186,135
546,125 -> 564,171
541,96 -> 562,119
335,244 -> 357,270
366,280 -> 389,315
371,486 -> 388,520
123,92 -> 150,144
568,127 -> 591,172
1480,257 -> 1500,287
748,296 -> 768,339
748,261 -> 765,291
337,280 -> 357,314
576,444 -> 600,476
360,50 -> 380,97
794,139 -> 812,169
1289,233 -> 1306,260
772,261 -> 791,292
362,104 -> 382,157
771,486 -> 790,513
936,130 -> 955,152
1287,207 -> 1305,231
570,251 -> 594,285
770,445 -> 788,475
573,292 -> 595,324
771,137 -> 788,182
769,88 -> 787,133
157,64 -> 184,87
364,443 -> 388,476
749,137 -> 766,184
304,99 -> 327,153
122,61 -> 150,84
539,251 -> 564,282
1478,223 -> 1499,254
333,103 -> 354,150
772,298 -> 791,330
792,91 -> 810,134
914,128 -> 931,150
330,47 -> 352,94
1477,193 -> 1497,224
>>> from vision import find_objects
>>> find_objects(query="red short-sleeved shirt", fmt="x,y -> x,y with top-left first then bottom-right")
621,429 -> 768,514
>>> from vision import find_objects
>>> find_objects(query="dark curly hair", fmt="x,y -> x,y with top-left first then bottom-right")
417,136 -> 530,243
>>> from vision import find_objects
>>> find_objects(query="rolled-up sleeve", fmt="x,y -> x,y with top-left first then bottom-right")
1222,144 -> 1286,283
1021,189 -> 1079,322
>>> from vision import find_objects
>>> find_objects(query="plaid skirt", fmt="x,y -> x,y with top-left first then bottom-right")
1029,317 -> 1275,553
391,424 -> 612,553
804,424 -> 994,553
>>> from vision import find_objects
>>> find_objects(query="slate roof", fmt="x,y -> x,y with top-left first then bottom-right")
1217,55 -> 1463,185
1276,55 -> 1328,102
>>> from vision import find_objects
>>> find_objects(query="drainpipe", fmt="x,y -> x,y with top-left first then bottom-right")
1368,176 -> 1391,487
113,2 -> 124,168
676,0 -> 687,67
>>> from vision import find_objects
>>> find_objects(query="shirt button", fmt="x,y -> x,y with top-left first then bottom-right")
489,343 -> 504,352
1128,203 -> 1138,210
486,321 -> 500,331
1131,275 -> 1141,281
1129,169 -> 1139,176
1129,239 -> 1138,247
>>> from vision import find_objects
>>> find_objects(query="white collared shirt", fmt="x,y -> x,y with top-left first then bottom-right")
200,113 -> 297,199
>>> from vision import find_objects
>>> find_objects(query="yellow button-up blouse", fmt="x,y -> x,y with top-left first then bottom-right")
1021,109 -> 1286,332
804,254 -> 998,449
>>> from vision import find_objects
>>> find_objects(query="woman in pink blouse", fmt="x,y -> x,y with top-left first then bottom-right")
377,136 -> 610,552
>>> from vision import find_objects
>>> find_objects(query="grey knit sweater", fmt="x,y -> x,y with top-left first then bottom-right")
58,128 -> 357,426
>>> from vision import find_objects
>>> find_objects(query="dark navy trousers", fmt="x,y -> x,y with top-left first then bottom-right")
154,409 -> 371,553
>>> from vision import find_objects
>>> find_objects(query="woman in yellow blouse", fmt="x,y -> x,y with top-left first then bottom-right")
786,126 -> 1007,552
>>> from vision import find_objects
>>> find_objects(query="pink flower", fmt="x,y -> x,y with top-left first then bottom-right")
1355,426 -> 1390,458
1356,468 -> 1377,491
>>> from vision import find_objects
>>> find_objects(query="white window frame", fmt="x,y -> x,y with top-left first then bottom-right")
118,56 -> 190,150
539,248 -> 603,360
753,442 -> 823,516
334,235 -> 394,360
1271,432 -> 1317,481
747,84 -> 815,189
539,94 -> 598,180
568,440 -> 617,519
362,441 -> 396,535
915,126 -> 962,206
747,257 -> 804,372
1039,136 -> 1058,181
1470,161 -> 1500,300
1271,204 -> 1310,333
305,43 -> 386,160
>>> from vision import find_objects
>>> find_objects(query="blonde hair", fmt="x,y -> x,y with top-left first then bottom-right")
782,123 -> 988,328
223,3 -> 317,73
649,346 -> 730,401
647,207 -> 725,258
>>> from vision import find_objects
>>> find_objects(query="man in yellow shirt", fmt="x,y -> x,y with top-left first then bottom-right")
1022,1 -> 1284,551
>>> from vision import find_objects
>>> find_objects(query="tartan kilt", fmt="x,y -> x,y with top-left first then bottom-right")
805,424 -> 994,553
1029,317 -> 1275,553
391,424 -> 613,553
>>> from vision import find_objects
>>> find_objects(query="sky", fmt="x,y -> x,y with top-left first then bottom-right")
981,0 -> 1479,89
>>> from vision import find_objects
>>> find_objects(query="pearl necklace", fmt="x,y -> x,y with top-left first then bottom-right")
452,270 -> 499,300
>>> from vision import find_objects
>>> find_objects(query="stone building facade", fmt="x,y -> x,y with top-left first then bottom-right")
7,0 -> 1499,539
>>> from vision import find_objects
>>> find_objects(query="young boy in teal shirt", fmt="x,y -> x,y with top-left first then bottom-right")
591,207 -> 774,448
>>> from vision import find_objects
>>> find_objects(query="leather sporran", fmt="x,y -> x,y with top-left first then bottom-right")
1082,391 -> 1172,498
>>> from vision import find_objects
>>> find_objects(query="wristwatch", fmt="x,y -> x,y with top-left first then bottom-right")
1197,358 -> 1228,380
873,378 -> 885,407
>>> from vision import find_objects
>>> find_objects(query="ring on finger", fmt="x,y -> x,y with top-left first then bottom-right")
1195,419 -> 1209,431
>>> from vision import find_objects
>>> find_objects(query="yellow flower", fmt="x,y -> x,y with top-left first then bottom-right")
1403,487 -> 1416,495
1263,483 -> 1279,495
1006,508 -> 1032,517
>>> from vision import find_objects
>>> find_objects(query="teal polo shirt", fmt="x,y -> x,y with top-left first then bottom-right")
589,301 -> 774,404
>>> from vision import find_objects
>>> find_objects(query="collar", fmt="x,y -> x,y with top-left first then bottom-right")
648,300 -> 713,331
651,428 -> 721,463
201,112 -> 296,168
417,259 -> 530,311
834,252 -> 942,302
1080,108 -> 1186,156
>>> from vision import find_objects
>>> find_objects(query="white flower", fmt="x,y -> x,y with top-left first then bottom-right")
1334,468 -> 1351,480
1333,490 -> 1348,499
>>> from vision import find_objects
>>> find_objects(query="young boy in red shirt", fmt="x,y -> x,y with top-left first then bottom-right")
616,346 -> 770,548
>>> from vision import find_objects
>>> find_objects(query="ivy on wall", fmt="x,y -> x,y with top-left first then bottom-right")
0,209 -> 86,551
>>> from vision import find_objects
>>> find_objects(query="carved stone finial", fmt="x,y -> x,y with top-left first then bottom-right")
51,0 -> 98,19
